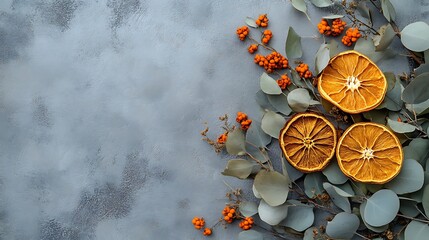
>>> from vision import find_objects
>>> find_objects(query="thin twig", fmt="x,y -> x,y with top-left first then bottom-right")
397,214 -> 429,224
355,232 -> 372,240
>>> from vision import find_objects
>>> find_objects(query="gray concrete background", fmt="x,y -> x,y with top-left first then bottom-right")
0,0 -> 426,239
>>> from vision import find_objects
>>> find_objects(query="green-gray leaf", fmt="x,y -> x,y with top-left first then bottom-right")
405,220 -> 429,240
374,24 -> 396,51
385,72 -> 396,92
315,43 -> 330,74
323,182 -> 351,212
357,1 -> 371,22
258,199 -> 289,225
326,212 -> 359,239
238,229 -> 264,240
310,0 -> 333,7
255,90 -> 276,111
239,201 -> 258,217
399,199 -> 420,217
287,88 -> 312,112
304,227 -> 317,240
222,159 -> 255,179
246,120 -> 271,147
385,159 -> 424,194
402,72 -> 429,104
414,63 -> 429,77
261,110 -> 286,139
404,138 -> 429,165
260,72 -> 282,95
381,0 -> 396,22
377,76 -> 402,111
226,128 -> 246,155
329,39 -> 339,58
322,161 -> 348,185
284,157 -> 304,181
245,17 -> 258,28
268,94 -> 293,115
324,182 -> 354,198
387,118 -> 417,133
401,22 -> 429,52
291,0 -> 310,20
304,172 -> 325,198
422,184 -> 429,217
364,189 -> 399,227
322,14 -> 344,19
254,170 -> 290,206
280,200 -> 314,231
360,201 -> 389,233
286,27 -> 302,59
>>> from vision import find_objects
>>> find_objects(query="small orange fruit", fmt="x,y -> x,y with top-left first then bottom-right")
336,122 -> 403,184
318,51 -> 387,114
279,113 -> 337,172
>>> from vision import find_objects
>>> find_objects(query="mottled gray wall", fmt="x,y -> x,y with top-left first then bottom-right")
0,0 -> 422,239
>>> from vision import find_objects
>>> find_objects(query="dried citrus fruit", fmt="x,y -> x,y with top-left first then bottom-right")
318,50 -> 387,114
336,122 -> 403,184
279,113 -> 337,172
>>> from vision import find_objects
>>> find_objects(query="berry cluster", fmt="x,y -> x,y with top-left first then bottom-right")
255,14 -> 269,27
239,217 -> 254,230
277,74 -> 291,90
192,217 -> 205,230
295,63 -> 313,78
236,112 -> 252,131
236,26 -> 249,41
254,51 -> 289,73
203,228 -> 212,236
317,18 -> 346,37
222,206 -> 237,223
262,29 -> 272,44
248,44 -> 258,54
217,132 -> 228,144
342,28 -> 361,46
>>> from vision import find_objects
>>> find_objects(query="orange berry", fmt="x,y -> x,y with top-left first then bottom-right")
276,74 -> 291,90
256,14 -> 269,27
236,112 -> 248,123
239,217 -> 254,230
217,132 -> 228,144
203,228 -> 212,236
236,26 -> 249,41
295,63 -> 313,79
248,44 -> 258,54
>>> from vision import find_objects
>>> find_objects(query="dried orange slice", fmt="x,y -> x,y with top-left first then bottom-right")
279,113 -> 337,172
336,122 -> 403,184
318,50 -> 387,114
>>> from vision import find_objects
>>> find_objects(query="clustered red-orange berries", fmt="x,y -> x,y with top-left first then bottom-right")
192,217 -> 205,230
236,112 -> 252,131
254,51 -> 289,73
203,228 -> 212,236
217,132 -> 228,144
295,63 -> 313,78
255,14 -> 269,27
239,217 -> 254,230
248,44 -> 258,54
262,29 -> 272,44
317,18 -> 346,36
277,74 -> 291,90
342,28 -> 361,46
222,206 -> 237,223
236,26 -> 249,41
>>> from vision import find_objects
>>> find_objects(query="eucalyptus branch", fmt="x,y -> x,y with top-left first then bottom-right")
355,232 -> 372,240
397,214 -> 429,224
249,36 -> 277,52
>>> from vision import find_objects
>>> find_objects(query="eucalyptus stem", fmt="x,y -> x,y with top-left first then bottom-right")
355,232 -> 372,240
249,36 -> 277,52
397,214 -> 429,224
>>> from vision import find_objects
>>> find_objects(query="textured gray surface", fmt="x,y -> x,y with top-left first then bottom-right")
0,0 -> 425,239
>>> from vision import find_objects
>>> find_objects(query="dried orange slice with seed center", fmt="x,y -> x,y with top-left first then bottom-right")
279,113 -> 337,173
336,122 -> 403,184
318,50 -> 387,114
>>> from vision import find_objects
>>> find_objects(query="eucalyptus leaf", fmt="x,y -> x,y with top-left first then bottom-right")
364,189 -> 399,227
310,0 -> 333,8
360,201 -> 389,233
404,138 -> 429,165
405,98 -> 429,116
399,199 -> 420,217
315,43 -> 330,74
226,128 -> 246,155
322,14 -> 344,19
422,184 -> 429,217
245,17 -> 258,28
322,161 -> 348,185
374,24 -> 396,51
268,94 -> 293,115
376,78 -> 402,111
326,212 -> 359,239
414,63 -> 429,77
238,229 -> 264,240
354,38 -> 392,63
286,27 -> 302,59
323,182 -> 354,198
402,72 -> 429,104
222,159 -> 255,179
254,170 -> 290,206
329,39 -> 339,58
291,0 -> 310,20
280,200 -> 314,231
387,118 -> 417,133
357,1 -> 371,22
239,201 -> 258,217
401,22 -> 429,52
255,90 -> 276,111
258,199 -> 289,225
323,182 -> 351,213
284,157 -> 304,181
246,120 -> 271,147
252,184 -> 261,199
287,88 -> 312,112
290,69 -> 306,87
404,220 -> 429,240
246,143 -> 268,164
362,109 -> 388,124
304,172 -> 325,198
385,159 -> 424,194
381,0 -> 396,22
260,72 -> 282,95
303,227 -> 316,240
385,72 -> 396,92
261,110 -> 286,139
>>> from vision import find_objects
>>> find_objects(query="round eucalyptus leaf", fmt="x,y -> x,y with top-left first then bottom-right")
377,75 -> 403,111
323,182 -> 354,198
238,229 -> 264,240
252,184 -> 261,199
402,72 -> 429,104
323,182 -> 351,213
303,227 -> 317,240
401,22 -> 429,52
254,170 -> 289,206
399,199 -> 420,217
364,189 -> 399,227
258,199 -> 289,225
222,159 -> 255,179
260,72 -> 282,95
326,212 -> 359,239
315,43 -> 330,74
384,72 -> 396,92
267,94 -> 293,116
285,26 -> 302,59
360,201 -> 389,233
261,110 -> 286,139
422,184 -> 429,217
280,200 -> 314,231
403,138 -> 429,164
225,128 -> 246,155
284,158 -> 304,182
385,159 -> 424,194
239,201 -> 258,217
245,17 -> 258,28
304,172 -> 324,198
322,161 -> 348,184
246,120 -> 271,147
287,88 -> 312,112
366,183 -> 383,193
415,63 -> 429,77
374,24 -> 395,51
405,220 -> 429,240
246,143 -> 268,164
255,90 -> 276,111
329,39 -> 340,58
310,0 -> 333,7
387,118 -> 417,133
405,98 -> 429,116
